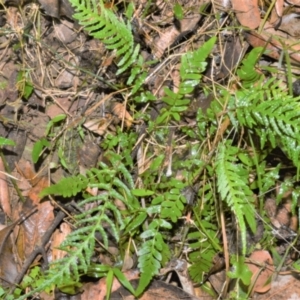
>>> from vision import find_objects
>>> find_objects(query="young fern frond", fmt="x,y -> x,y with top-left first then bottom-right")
69,0 -> 139,74
157,37 -> 216,124
216,142 -> 256,255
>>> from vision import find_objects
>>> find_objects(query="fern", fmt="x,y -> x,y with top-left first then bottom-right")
230,78 -> 300,172
69,0 -> 139,74
156,37 -> 216,124
136,221 -> 171,296
21,154 -> 136,299
215,142 -> 256,255
40,174 -> 88,198
237,47 -> 263,86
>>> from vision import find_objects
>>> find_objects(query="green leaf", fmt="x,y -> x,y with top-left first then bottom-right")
113,268 -> 136,295
132,189 -> 154,196
227,256 -> 252,286
40,174 -> 89,198
32,138 -> 50,163
0,137 -> 15,147
45,114 -> 66,136
23,81 -> 34,99
140,229 -> 156,239
174,3 -> 184,20
216,142 -> 256,255
105,269 -> 114,300
124,212 -> 147,235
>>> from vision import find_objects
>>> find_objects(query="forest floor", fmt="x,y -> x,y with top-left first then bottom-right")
0,0 -> 300,299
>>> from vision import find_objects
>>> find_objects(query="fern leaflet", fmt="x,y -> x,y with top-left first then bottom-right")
215,142 -> 256,255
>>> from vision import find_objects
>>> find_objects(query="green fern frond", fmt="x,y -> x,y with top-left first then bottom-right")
216,142 -> 256,255
21,155 -> 134,298
69,0 -> 138,74
232,78 -> 300,173
40,174 -> 88,198
157,37 -> 216,124
237,47 -> 263,86
20,192 -> 125,299
151,178 -> 186,223
236,84 -> 300,142
136,232 -> 170,296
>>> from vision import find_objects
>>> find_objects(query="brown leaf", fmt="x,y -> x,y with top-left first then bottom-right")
244,27 -> 300,64
52,222 -> 72,261
278,13 -> 300,37
275,0 -> 284,18
17,200 -> 54,261
153,15 -> 200,58
0,223 -> 20,287
0,158 -> 11,218
231,0 -> 261,29
246,250 -> 274,294
83,118 -> 111,136
111,102 -> 133,128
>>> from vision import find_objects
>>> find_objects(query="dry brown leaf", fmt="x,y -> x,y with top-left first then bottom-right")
111,102 -> 133,128
0,158 -> 11,218
153,15 -> 200,58
52,222 -> 72,261
278,13 -> 300,37
231,0 -> 261,29
275,0 -> 284,18
246,250 -> 274,294
83,118 -> 111,135
17,200 -> 54,262
16,159 -> 40,187
244,26 -> 300,64
0,223 -> 20,287
286,0 -> 300,4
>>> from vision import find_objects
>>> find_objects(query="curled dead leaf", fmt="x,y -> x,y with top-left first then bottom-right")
246,250 -> 274,294
111,102 -> 133,128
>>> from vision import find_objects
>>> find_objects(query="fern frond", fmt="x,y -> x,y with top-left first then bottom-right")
69,0 -> 138,74
157,37 -> 216,124
216,142 -> 256,255
233,78 -> 300,173
236,85 -> 300,142
136,232 -> 170,296
40,174 -> 88,198
23,155 -> 135,298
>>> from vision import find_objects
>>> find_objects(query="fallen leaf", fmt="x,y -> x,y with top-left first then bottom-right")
231,0 -> 261,29
17,199 -> 54,261
0,223 -> 20,287
0,158 -> 11,218
52,222 -> 72,261
83,117 -> 111,135
246,250 -> 274,294
111,102 -> 133,128
275,0 -> 284,18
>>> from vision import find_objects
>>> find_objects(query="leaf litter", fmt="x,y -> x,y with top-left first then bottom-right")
0,0 -> 299,299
